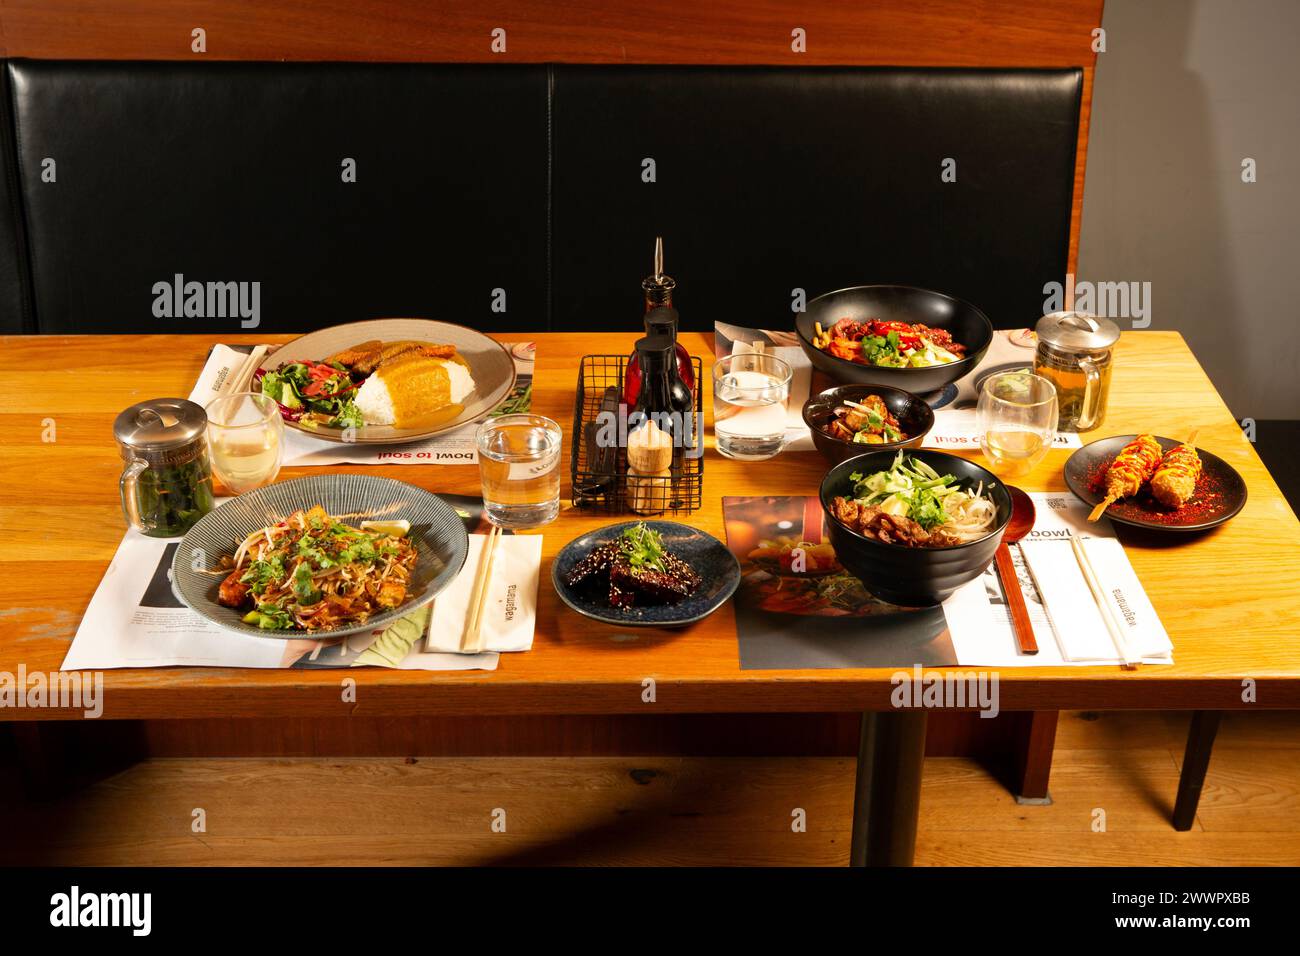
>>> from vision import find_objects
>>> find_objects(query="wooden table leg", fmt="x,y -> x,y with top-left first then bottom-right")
1012,710 -> 1059,801
1172,710 -> 1222,831
849,710 -> 927,867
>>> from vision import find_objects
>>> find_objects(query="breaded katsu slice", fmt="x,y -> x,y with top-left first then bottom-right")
1150,442 -> 1202,508
325,340 -> 459,375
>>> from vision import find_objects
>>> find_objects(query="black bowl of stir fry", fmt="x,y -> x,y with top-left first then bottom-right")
802,384 -> 935,465
796,285 -> 993,394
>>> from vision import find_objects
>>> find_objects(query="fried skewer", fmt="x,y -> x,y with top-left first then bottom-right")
1150,429 -> 1202,509
1088,433 -> 1163,522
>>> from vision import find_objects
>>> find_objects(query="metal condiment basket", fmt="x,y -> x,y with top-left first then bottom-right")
570,354 -> 704,515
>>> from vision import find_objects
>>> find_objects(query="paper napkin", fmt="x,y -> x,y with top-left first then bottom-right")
424,533 -> 544,654
1021,537 -> 1173,663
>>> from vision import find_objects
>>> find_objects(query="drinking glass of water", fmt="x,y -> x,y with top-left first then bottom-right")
205,392 -> 284,494
477,414 -> 562,528
712,353 -> 792,461
977,370 -> 1058,477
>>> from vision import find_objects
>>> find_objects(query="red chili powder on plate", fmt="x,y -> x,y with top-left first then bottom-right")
1085,459 -> 1228,526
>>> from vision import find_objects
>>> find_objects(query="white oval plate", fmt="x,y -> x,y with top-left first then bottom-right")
257,318 -> 517,445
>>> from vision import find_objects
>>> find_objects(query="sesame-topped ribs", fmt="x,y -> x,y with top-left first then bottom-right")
564,524 -> 702,609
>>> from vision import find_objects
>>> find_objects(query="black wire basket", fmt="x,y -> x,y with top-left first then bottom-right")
570,354 -> 704,515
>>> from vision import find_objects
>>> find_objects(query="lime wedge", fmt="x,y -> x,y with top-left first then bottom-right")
360,519 -> 411,536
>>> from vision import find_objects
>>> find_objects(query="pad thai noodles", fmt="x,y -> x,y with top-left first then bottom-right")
829,452 -> 999,548
215,505 -> 418,630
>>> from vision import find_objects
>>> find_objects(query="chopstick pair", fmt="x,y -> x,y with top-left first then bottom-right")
460,524 -> 503,654
1068,531 -> 1141,670
223,344 -> 269,397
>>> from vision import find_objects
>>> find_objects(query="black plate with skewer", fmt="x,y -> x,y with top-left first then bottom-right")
1064,435 -> 1247,532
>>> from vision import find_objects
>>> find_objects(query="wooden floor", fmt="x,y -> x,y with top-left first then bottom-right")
3,711 -> 1298,866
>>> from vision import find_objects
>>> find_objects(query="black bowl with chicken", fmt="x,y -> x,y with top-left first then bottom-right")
796,285 -> 994,394
819,450 -> 1011,607
802,384 -> 935,465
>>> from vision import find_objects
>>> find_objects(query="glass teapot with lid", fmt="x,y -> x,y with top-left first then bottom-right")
113,398 -> 215,536
1032,311 -> 1120,432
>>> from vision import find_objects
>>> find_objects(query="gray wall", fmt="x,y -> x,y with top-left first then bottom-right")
1078,0 -> 1299,419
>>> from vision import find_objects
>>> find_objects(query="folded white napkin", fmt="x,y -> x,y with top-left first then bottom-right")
424,533 -> 543,654
1021,537 -> 1173,662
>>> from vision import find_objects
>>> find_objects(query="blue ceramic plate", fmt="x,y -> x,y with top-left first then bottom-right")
551,521 -> 741,628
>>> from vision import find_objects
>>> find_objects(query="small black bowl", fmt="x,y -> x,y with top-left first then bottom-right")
795,285 -> 994,394
819,450 -> 1012,606
802,384 -> 935,465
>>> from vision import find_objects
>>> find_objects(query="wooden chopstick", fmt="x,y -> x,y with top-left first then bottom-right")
1069,532 -> 1140,670
461,525 -> 503,654
243,344 -> 269,392
224,351 -> 255,398
997,541 -> 1038,655
224,345 -> 266,397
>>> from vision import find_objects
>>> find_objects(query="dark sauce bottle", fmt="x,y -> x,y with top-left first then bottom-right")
629,334 -> 694,465
624,238 -> 695,406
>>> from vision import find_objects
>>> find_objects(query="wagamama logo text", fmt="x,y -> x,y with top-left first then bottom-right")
153,273 -> 260,328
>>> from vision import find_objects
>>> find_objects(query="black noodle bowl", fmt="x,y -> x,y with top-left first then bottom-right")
818,449 -> 1012,607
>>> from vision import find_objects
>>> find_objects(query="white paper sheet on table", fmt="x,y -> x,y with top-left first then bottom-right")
61,528 -> 511,672
189,343 -> 533,466
940,492 -> 1173,667
714,323 -> 1083,452
921,405 -> 1081,453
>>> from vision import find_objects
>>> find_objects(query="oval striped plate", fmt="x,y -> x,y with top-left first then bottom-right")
171,474 -> 469,639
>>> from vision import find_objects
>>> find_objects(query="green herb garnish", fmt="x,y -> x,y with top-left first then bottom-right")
909,487 -> 949,530
848,451 -> 962,529
239,555 -> 286,595
291,562 -> 320,604
618,522 -> 668,574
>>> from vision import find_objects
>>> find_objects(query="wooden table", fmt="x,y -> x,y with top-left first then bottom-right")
2,330 -> 1298,864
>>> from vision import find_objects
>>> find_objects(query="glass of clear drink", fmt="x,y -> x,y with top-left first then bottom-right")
477,414 -> 562,528
977,369 -> 1058,477
712,353 -> 793,461
205,392 -> 284,494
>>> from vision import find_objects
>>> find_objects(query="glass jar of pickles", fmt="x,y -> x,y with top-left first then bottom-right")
113,398 -> 215,537
1032,312 -> 1120,432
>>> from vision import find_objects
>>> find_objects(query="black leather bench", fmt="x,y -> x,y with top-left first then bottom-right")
0,62 -> 1081,335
